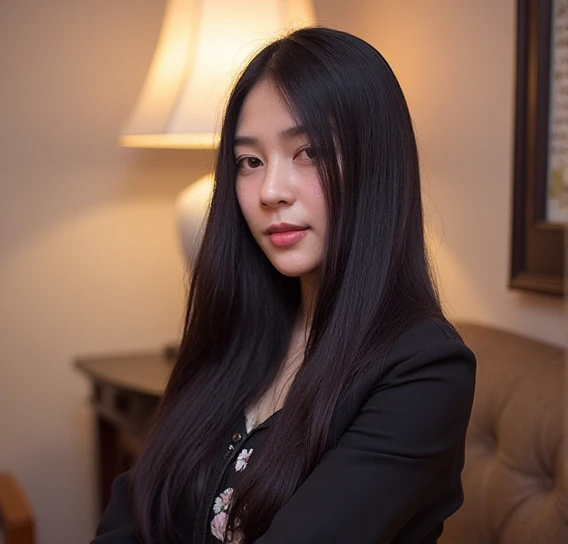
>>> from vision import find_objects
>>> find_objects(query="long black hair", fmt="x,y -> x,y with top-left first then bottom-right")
131,26 -> 444,543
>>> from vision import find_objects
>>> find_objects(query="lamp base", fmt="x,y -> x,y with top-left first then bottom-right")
174,173 -> 215,266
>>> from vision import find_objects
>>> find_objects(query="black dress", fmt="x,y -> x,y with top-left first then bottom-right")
91,318 -> 476,544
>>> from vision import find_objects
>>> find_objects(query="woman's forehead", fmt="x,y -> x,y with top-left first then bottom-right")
235,81 -> 300,138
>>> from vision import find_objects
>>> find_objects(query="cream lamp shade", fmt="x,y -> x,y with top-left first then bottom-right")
120,0 -> 316,265
121,0 -> 316,149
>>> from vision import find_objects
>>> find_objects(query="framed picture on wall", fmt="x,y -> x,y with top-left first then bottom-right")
511,0 -> 566,296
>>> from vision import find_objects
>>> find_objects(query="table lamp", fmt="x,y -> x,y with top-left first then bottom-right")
120,0 -> 316,266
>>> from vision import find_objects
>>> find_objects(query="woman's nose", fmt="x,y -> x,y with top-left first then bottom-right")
259,161 -> 295,207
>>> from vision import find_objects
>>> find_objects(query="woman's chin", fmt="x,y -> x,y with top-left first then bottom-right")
268,260 -> 319,279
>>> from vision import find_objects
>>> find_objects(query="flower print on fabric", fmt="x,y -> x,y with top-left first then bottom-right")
213,487 -> 234,515
226,526 -> 244,544
211,487 -> 235,542
235,448 -> 253,472
210,445 -> 253,541
210,509 -> 244,543
211,511 -> 229,541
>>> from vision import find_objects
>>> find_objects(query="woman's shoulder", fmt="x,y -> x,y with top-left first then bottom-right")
385,317 -> 475,371
358,316 -> 476,398
327,316 -> 476,450
374,317 -> 477,403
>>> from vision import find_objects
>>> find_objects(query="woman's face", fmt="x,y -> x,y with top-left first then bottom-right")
234,80 -> 327,280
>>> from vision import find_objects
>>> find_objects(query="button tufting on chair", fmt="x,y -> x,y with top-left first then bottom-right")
439,323 -> 567,544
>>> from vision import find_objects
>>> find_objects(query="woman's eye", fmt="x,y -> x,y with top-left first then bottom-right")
296,146 -> 315,160
237,157 -> 262,170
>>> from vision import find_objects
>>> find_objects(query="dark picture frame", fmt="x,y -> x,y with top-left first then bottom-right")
511,0 -> 565,296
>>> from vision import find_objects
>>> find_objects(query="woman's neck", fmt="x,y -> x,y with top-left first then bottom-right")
245,270 -> 321,427
246,320 -> 306,429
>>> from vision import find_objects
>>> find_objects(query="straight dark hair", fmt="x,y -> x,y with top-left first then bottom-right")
131,26 -> 445,544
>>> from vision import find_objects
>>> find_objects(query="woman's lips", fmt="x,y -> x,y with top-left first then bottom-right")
268,228 -> 308,247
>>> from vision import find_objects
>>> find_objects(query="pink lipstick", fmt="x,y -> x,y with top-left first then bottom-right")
265,223 -> 308,247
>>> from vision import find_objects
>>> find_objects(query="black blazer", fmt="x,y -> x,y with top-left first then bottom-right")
92,318 -> 476,544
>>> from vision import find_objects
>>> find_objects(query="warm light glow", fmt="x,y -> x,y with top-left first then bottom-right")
121,0 -> 316,149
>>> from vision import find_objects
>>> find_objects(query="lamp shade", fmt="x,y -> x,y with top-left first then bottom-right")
120,0 -> 316,149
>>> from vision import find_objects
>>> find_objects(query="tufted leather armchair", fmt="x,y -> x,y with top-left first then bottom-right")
440,323 -> 568,544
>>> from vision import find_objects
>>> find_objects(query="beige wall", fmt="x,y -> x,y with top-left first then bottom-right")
0,1 -> 209,542
316,0 -> 566,346
0,1 -> 564,543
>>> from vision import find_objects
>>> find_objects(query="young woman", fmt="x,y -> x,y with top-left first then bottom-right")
92,27 -> 476,544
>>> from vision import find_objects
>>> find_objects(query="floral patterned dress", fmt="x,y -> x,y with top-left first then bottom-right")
205,410 -> 276,544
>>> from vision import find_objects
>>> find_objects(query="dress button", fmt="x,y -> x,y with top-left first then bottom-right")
232,433 -> 242,443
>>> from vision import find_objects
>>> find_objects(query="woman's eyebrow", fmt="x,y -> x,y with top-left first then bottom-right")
233,134 -> 257,146
233,125 -> 306,147
279,125 -> 306,140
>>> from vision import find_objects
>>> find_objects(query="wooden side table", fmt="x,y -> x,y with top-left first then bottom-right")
75,352 -> 172,514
